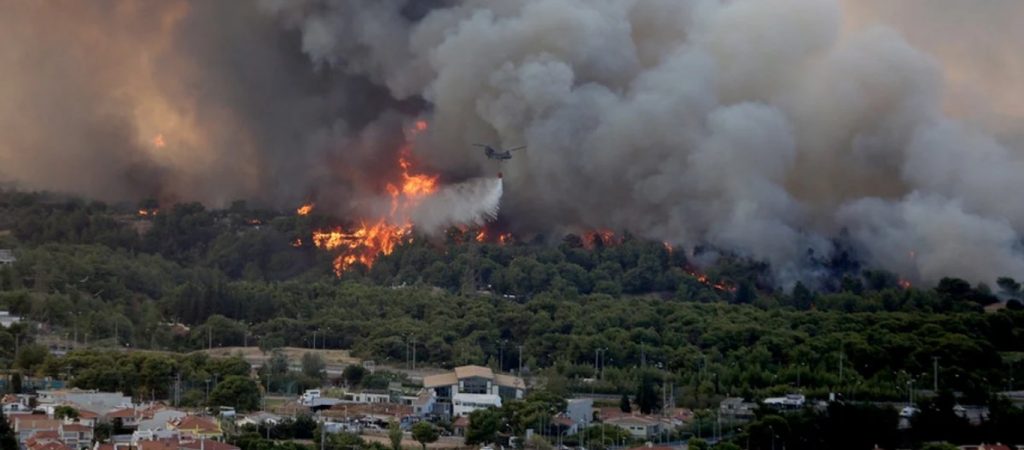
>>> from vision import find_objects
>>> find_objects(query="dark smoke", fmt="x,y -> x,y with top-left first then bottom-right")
1,0 -> 1022,284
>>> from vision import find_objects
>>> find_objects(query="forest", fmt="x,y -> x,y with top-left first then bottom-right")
1,190 -> 1022,406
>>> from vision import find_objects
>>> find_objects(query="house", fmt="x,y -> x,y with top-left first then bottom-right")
763,394 -> 805,410
14,416 -> 62,444
411,390 -> 435,417
0,310 -> 21,328
179,439 -> 240,450
0,249 -> 15,266
422,365 -> 525,418
604,415 -> 662,440
167,416 -> 223,441
342,391 -> 391,404
106,407 -> 140,428
2,393 -> 32,415
60,422 -> 94,449
137,408 -> 187,432
719,397 -> 756,420
37,390 -> 132,417
24,431 -> 72,450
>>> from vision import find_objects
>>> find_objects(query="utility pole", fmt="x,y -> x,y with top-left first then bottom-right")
933,356 -> 939,393
518,345 -> 523,374
411,336 -> 417,371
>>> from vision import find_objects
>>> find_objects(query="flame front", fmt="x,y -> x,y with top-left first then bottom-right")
297,203 -> 315,216
311,123 -> 438,276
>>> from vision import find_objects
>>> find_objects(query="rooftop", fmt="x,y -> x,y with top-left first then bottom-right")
422,365 -> 525,390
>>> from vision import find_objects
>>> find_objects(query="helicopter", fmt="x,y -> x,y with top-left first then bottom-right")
474,143 -> 526,161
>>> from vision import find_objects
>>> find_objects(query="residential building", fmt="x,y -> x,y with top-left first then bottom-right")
0,249 -> 15,266
106,407 -> 140,428
763,394 -> 805,410
137,409 -> 187,432
422,365 -> 525,418
13,416 -> 62,444
719,397 -> 756,420
60,422 -> 94,450
604,415 -> 662,440
24,431 -> 71,450
166,416 -> 223,441
342,391 -> 391,404
37,390 -> 132,416
0,310 -> 20,328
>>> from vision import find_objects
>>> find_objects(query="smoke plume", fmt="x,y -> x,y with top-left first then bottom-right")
1,0 -> 1022,284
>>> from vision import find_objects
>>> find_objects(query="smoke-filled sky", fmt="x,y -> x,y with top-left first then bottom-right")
1,0 -> 1023,284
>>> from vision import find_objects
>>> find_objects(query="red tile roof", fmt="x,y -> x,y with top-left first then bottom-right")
138,440 -> 178,450
107,408 -> 136,418
180,440 -> 240,450
15,417 -> 62,432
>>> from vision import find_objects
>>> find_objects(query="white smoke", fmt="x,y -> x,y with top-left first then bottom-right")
411,177 -> 504,234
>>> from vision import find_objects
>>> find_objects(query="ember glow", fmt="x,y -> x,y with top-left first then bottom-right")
685,267 -> 737,293
297,203 -> 315,216
582,230 -> 618,249
151,133 -> 166,149
138,208 -> 158,217
311,124 -> 440,276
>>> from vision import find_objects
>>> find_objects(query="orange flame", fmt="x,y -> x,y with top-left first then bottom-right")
312,131 -> 439,276
498,233 -> 513,245
476,230 -> 487,243
582,230 -> 618,249
685,267 -> 736,292
152,133 -> 166,149
138,208 -> 158,217
297,203 -> 315,216
291,238 -> 303,248
898,278 -> 912,289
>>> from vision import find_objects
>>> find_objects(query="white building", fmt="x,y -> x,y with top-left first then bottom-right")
763,394 -> 805,410
422,365 -> 525,418
0,249 -> 15,266
604,415 -> 662,440
0,311 -> 21,328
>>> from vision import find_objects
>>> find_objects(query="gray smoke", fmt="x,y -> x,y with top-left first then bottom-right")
1,0 -> 1022,285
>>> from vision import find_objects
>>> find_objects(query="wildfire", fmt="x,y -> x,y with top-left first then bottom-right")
138,208 -> 158,217
476,230 -> 487,243
898,278 -> 912,289
297,203 -> 315,216
291,238 -> 303,248
582,230 -> 619,249
152,133 -> 166,149
311,123 -> 440,276
685,267 -> 736,292
498,233 -> 513,245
